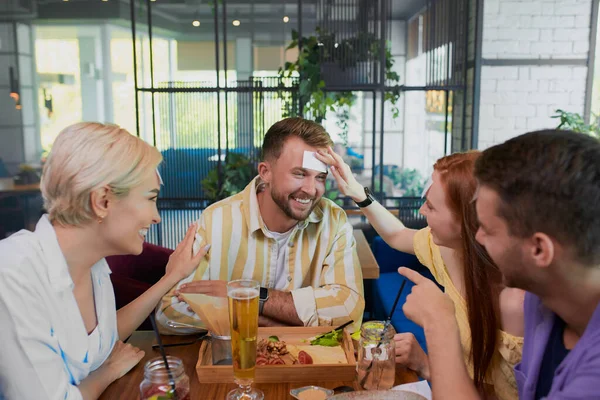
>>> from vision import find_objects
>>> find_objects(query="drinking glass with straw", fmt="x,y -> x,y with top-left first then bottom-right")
358,279 -> 407,389
148,313 -> 180,400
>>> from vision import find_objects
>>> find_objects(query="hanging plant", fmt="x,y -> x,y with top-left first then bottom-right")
278,28 -> 401,140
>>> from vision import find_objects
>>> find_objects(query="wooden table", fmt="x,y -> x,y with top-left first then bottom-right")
100,331 -> 418,400
0,182 -> 40,194
353,229 -> 379,279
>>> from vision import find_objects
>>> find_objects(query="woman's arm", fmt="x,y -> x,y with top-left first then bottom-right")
116,223 -> 210,340
399,268 -> 481,400
78,341 -> 144,400
316,148 -> 418,254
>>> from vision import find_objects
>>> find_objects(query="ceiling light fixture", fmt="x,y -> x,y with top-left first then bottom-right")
283,16 -> 289,23
192,20 -> 200,27
232,19 -> 241,26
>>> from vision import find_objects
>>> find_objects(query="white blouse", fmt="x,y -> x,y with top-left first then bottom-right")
0,215 -> 118,400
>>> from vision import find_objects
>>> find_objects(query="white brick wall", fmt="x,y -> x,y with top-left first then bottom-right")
483,0 -> 592,59
479,66 -> 587,145
477,0 -> 592,148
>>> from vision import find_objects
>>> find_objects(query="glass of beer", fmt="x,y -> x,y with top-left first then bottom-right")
226,279 -> 263,400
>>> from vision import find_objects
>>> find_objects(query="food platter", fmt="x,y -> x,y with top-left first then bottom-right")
329,390 -> 428,400
196,326 -> 356,383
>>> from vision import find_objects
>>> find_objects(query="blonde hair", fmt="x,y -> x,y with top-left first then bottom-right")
41,122 -> 163,226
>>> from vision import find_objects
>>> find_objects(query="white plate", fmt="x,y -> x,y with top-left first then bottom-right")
329,390 -> 427,400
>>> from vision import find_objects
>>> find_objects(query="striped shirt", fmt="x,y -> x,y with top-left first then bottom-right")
157,177 -> 364,332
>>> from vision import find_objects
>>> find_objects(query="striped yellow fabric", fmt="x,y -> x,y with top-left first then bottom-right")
157,177 -> 364,332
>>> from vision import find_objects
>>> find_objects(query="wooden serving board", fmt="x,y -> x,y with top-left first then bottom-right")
196,326 -> 357,383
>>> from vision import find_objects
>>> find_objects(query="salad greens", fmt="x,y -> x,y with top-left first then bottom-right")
310,329 -> 342,347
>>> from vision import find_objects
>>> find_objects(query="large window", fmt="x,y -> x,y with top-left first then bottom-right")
35,38 -> 81,152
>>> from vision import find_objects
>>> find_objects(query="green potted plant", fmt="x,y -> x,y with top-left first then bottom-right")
201,153 -> 257,201
278,28 -> 401,132
553,109 -> 600,137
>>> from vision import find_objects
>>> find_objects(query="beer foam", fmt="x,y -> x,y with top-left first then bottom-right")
229,287 -> 259,299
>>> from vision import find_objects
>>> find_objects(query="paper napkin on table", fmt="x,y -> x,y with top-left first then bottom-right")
392,380 -> 432,400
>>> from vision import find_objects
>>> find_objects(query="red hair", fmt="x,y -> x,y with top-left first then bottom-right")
434,151 -> 502,394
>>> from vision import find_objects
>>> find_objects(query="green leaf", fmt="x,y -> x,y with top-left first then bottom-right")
310,330 -> 342,347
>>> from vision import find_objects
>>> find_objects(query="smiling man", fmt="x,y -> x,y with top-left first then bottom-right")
157,117 -> 364,332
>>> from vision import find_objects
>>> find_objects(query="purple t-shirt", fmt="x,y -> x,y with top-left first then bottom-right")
515,292 -> 600,399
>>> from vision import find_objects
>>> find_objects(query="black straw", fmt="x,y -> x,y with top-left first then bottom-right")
149,313 -> 179,400
388,279 -> 407,322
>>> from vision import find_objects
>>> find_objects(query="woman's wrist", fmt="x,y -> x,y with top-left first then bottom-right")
351,193 -> 367,203
349,185 -> 367,203
159,271 -> 181,290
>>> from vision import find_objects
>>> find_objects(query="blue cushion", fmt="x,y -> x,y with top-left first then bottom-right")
372,272 -> 427,352
372,236 -> 424,274
158,147 -> 260,198
369,235 -> 443,354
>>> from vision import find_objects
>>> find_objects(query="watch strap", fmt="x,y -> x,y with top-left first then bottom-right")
355,187 -> 374,208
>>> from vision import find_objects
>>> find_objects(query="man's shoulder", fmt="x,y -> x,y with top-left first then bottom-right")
316,197 -> 349,223
200,191 -> 245,219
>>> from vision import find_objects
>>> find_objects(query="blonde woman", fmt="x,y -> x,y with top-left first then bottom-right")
0,123 -> 209,400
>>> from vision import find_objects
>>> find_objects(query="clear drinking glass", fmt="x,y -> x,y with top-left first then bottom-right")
356,321 -> 396,390
139,356 -> 190,400
226,279 -> 264,400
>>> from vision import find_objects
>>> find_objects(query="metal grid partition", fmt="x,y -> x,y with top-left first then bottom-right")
128,0 -> 476,246
141,77 -> 298,200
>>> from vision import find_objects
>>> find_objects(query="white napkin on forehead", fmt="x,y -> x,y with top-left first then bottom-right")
302,151 -> 328,173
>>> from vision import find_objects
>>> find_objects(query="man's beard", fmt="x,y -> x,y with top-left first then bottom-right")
271,186 -> 318,221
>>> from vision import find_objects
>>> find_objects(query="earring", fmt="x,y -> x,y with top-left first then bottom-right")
97,215 -> 105,224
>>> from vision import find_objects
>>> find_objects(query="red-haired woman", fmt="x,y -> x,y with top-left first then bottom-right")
317,149 -> 524,400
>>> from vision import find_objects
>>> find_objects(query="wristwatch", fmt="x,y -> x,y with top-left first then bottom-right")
355,187 -> 375,208
258,287 -> 269,315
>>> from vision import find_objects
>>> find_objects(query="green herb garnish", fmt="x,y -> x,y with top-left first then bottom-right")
310,329 -> 342,347
268,335 -> 280,342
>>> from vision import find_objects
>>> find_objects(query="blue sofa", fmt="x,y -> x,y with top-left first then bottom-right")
158,147 -> 261,198
369,235 -> 443,353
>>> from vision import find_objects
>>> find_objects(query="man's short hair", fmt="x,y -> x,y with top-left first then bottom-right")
475,129 -> 600,265
262,117 -> 333,161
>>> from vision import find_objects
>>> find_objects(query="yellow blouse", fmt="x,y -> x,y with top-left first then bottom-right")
413,228 -> 523,400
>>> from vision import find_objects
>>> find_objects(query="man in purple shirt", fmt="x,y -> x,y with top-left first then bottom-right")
398,130 -> 600,399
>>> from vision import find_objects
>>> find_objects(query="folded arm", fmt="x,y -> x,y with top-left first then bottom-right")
286,217 -> 365,331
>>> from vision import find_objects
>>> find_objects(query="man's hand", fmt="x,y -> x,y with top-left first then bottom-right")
176,280 -> 228,298
398,267 -> 455,328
